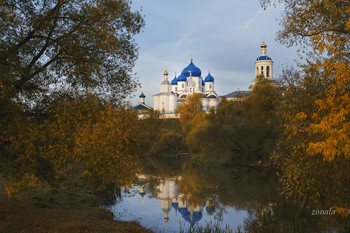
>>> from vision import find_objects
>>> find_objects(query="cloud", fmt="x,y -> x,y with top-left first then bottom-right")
244,8 -> 265,30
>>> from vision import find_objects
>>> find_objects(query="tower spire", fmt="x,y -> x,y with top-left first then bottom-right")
261,41 -> 267,56
164,65 -> 169,78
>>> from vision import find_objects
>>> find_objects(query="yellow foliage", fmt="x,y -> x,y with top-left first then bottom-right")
175,93 -> 205,133
274,0 -> 350,213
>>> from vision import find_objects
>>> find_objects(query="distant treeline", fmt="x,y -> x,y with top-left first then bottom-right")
141,75 -> 280,164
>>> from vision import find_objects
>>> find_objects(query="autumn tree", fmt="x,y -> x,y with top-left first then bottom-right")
0,0 -> 145,196
245,74 -> 281,123
2,94 -> 142,197
0,0 -> 144,104
261,0 -> 350,215
175,93 -> 205,133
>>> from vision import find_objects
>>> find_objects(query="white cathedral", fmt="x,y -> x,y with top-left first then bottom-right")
134,42 -> 273,118
153,57 -> 219,118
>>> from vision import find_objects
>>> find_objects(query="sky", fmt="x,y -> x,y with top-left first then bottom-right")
128,0 -> 299,106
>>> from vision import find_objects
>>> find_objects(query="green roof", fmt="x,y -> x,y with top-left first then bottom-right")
132,104 -> 152,111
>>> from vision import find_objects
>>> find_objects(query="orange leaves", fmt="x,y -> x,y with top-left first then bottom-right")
344,5 -> 350,29
294,112 -> 307,121
272,0 -> 350,213
334,206 -> 350,218
4,183 -> 17,199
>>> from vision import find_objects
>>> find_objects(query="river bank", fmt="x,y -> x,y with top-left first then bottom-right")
0,178 -> 154,233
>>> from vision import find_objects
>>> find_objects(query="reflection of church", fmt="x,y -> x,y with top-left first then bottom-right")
137,176 -> 216,226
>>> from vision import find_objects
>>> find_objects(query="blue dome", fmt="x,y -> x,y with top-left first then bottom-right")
257,56 -> 272,61
182,61 -> 202,77
204,73 -> 214,82
177,73 -> 187,82
171,203 -> 178,211
171,75 -> 178,85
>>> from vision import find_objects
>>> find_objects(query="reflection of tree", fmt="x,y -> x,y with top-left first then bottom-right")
96,186 -> 122,207
141,157 -> 183,178
213,202 -> 226,223
138,158 -> 349,231
178,163 -> 281,210
144,177 -> 161,199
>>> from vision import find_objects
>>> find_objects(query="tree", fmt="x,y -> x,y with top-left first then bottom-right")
245,74 -> 281,123
261,0 -> 350,216
175,93 -> 204,133
3,94 -> 142,196
261,0 -> 350,161
0,0 -> 144,106
0,0 -> 145,197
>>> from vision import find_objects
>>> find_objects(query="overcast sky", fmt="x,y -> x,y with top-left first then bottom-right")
128,0 -> 299,106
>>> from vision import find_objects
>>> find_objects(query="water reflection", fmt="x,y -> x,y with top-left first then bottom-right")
139,175 -> 206,226
108,159 -> 349,233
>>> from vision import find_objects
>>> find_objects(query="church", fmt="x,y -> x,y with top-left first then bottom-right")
153,57 -> 219,118
133,42 -> 273,118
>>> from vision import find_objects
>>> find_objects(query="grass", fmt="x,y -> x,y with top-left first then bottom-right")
179,222 -> 243,233
0,177 -> 154,233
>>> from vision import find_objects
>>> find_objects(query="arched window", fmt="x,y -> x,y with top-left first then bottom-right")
256,67 -> 259,73
266,66 -> 270,77
261,66 -> 264,75
209,84 -> 212,89
175,87 -> 177,91
182,84 -> 184,88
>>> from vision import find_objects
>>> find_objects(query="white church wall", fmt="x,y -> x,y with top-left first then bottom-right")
178,81 -> 186,93
205,82 -> 214,92
201,98 -> 209,112
161,83 -> 170,93
209,98 -> 218,109
159,95 -> 169,113
169,94 -> 177,113
191,77 -> 201,92
171,84 -> 177,93
153,95 -> 160,111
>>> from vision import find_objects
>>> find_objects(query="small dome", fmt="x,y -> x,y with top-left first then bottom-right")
177,73 -> 187,82
182,61 -> 201,77
139,92 -> 145,98
257,56 -> 271,61
161,79 -> 170,85
261,42 -> 267,48
171,75 -> 178,85
204,73 -> 214,82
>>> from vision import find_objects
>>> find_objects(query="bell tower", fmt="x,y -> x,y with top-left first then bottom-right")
255,42 -> 273,79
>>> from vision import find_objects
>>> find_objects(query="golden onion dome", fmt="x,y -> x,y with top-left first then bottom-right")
164,70 -> 169,76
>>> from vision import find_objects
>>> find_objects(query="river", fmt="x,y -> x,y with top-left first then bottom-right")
106,157 -> 349,233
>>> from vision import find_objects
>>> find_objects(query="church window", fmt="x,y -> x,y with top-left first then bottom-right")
266,66 -> 270,77
261,66 -> 264,75
209,84 -> 212,89
175,87 -> 177,91
182,84 -> 184,88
